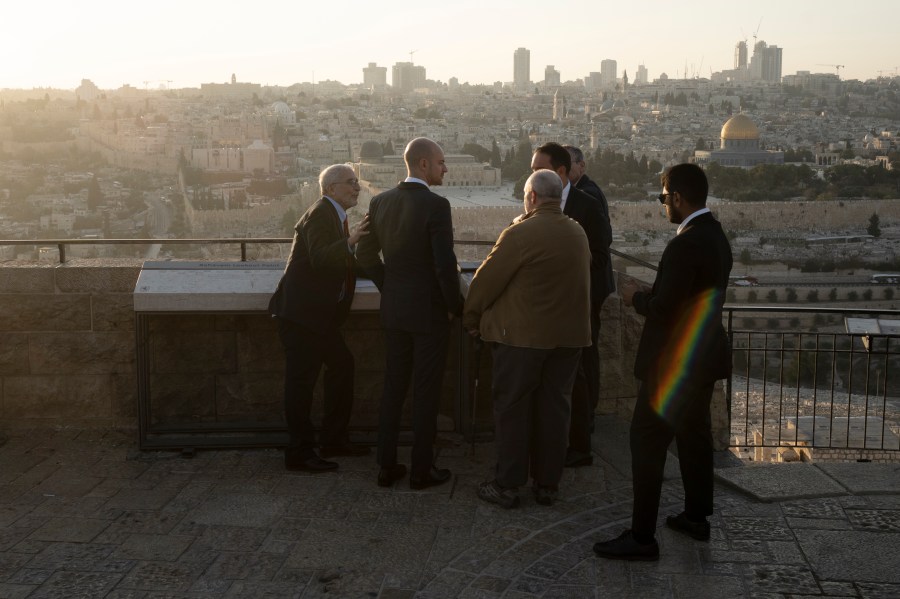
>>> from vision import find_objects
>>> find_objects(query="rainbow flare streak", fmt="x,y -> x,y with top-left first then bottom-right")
650,287 -> 724,420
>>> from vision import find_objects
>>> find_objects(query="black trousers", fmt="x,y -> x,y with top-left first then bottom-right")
569,300 -> 601,453
277,318 -> 354,458
630,378 -> 715,538
377,321 -> 450,477
491,344 -> 580,488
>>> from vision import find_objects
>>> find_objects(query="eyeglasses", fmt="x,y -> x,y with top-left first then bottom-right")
337,178 -> 360,187
657,191 -> 675,204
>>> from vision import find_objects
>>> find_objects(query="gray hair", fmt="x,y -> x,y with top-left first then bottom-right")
563,144 -> 585,163
525,169 -> 563,201
319,164 -> 354,195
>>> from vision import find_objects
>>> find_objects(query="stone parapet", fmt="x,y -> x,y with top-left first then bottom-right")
0,262 -> 643,438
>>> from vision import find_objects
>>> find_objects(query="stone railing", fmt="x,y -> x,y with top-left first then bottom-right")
0,261 -> 730,448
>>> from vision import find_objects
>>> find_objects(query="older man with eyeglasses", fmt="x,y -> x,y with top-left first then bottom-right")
269,163 -> 371,472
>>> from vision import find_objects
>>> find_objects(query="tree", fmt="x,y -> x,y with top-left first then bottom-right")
807,290 -> 819,302
828,288 -> 838,302
867,212 -> 881,238
786,288 -> 798,303
884,288 -> 895,301
87,175 -> 104,211
863,289 -> 873,301
739,248 -> 752,264
490,139 -> 502,168
767,289 -> 778,302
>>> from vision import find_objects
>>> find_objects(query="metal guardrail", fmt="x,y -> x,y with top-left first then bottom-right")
725,306 -> 900,454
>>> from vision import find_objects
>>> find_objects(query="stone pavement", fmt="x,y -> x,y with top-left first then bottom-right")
0,417 -> 899,598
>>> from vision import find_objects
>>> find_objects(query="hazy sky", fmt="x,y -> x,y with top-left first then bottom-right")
5,0 -> 897,90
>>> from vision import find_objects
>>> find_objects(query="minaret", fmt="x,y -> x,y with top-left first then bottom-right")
552,89 -> 560,121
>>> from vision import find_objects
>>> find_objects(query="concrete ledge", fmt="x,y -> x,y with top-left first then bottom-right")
816,462 -> 900,495
715,462 -> 848,501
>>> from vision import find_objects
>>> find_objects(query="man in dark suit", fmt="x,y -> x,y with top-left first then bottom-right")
530,143 -> 611,469
564,145 -> 616,448
593,163 -> 733,561
269,164 -> 371,472
357,137 -> 463,490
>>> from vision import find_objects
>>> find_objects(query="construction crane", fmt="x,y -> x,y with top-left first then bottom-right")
752,18 -> 762,46
817,64 -> 845,78
409,49 -> 417,64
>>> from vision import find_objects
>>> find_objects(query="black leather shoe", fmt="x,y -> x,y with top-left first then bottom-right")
377,464 -> 407,487
666,512 -> 711,541
320,443 -> 371,458
593,530 -> 659,561
564,449 -> 593,468
285,455 -> 338,473
409,467 -> 451,490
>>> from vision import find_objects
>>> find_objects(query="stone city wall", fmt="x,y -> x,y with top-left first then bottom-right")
609,198 -> 900,234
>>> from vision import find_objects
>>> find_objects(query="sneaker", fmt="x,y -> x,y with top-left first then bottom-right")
592,530 -> 659,561
532,484 -> 558,506
666,512 -> 711,541
477,480 -> 520,509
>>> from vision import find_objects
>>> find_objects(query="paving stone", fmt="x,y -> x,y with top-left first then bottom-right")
196,525 -> 270,552
817,463 -> 900,495
671,574 -> 745,598
0,552 -> 32,581
117,561 -> 207,592
784,516 -> 853,530
796,529 -> 900,583
724,517 -> 794,541
716,463 -> 847,501
780,497 -> 849,519
818,580 -> 858,595
222,580 -> 305,598
186,492 -> 290,528
27,542 -> 116,571
0,582 -> 35,599
26,570 -> 121,598
113,533 -> 192,561
748,564 -> 821,595
846,509 -> 900,532
856,581 -> 900,598
27,517 -> 109,543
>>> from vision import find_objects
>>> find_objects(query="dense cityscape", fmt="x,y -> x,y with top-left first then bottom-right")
1,42 -> 899,289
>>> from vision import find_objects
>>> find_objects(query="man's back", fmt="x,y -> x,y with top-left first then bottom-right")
358,181 -> 461,333
633,213 -> 733,382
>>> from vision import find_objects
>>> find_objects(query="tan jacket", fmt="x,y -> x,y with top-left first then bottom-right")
463,203 -> 591,349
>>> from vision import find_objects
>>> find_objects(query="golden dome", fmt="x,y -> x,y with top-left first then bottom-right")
721,114 -> 759,140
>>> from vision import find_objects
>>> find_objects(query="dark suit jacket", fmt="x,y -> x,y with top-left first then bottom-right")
357,181 -> 462,333
575,174 -> 615,300
268,198 -> 354,333
564,185 -> 612,303
632,212 -> 733,384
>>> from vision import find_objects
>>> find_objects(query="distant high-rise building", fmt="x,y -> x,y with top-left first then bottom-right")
585,71 -> 602,92
749,41 -> 782,82
391,62 -> 426,92
363,62 -> 387,88
734,41 -> 748,69
514,48 -> 531,89
600,59 -> 617,87
636,64 -> 648,85
544,65 -> 560,87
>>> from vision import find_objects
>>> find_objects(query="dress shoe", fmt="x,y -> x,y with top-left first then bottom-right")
319,443 -> 371,458
592,530 -> 659,561
285,454 -> 338,473
666,512 -> 711,541
564,449 -> 593,468
532,484 -> 558,506
477,480 -> 519,508
409,467 -> 451,490
377,464 -> 407,487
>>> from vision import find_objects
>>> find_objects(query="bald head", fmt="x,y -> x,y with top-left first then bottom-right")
523,169 -> 562,213
403,137 -> 447,186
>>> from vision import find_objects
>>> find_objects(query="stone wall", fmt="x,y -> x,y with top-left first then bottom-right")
0,262 -> 648,439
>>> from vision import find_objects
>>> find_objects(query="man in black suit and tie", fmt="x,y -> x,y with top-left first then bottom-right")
564,145 -> 616,449
530,143 -> 611,469
357,137 -> 463,490
593,163 -> 733,561
269,164 -> 371,472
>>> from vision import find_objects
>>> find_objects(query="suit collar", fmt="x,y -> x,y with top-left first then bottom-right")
677,208 -> 713,234
402,177 -> 429,188
322,196 -> 347,224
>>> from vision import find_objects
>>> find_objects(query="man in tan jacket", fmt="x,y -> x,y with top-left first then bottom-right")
463,169 -> 591,508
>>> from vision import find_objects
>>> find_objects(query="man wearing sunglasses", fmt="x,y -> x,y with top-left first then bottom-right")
593,163 -> 732,561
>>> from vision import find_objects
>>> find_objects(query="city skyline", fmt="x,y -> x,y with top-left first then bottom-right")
4,0 -> 898,90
